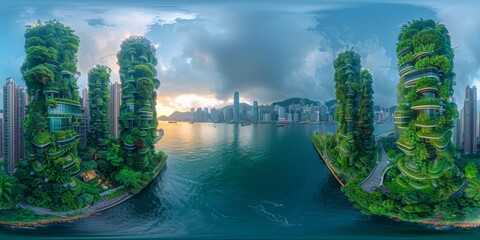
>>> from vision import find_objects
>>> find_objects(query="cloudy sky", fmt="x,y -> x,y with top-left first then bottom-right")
0,0 -> 478,116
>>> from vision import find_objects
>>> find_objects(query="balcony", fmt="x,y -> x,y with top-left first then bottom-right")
32,142 -> 51,153
32,160 -> 48,172
398,63 -> 414,76
413,51 -> 431,60
138,147 -> 149,155
57,134 -> 79,147
123,140 -> 136,151
396,138 -> 414,155
397,159 -> 427,181
410,98 -> 441,110
417,129 -> 450,140
397,47 -> 412,57
416,86 -> 438,94
138,108 -> 153,119
139,55 -> 148,63
61,70 -> 75,79
403,67 -> 440,88
62,155 -> 77,169
48,148 -> 65,158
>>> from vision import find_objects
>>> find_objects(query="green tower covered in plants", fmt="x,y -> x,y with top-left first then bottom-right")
393,19 -> 459,193
117,36 -> 161,171
333,50 -> 375,178
20,20 -> 84,210
88,65 -> 111,148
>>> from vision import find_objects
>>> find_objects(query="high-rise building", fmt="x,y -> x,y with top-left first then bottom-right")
253,101 -> 258,123
463,86 -> 477,154
278,106 -> 286,122
3,77 -> 26,175
109,82 -> 121,138
82,88 -> 89,131
225,108 -> 234,122
233,91 -> 239,123
76,107 -> 87,146
0,113 -> 3,158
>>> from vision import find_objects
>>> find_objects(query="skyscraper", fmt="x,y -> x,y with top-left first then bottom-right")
109,82 -> 121,138
463,86 -> 477,154
3,77 -> 26,175
233,91 -> 239,123
82,88 -> 89,132
253,101 -> 258,123
0,113 -> 3,158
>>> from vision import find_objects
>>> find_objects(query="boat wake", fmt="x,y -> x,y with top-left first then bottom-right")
260,200 -> 284,207
250,202 -> 291,227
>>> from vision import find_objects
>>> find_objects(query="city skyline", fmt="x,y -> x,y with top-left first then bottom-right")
1,1 -> 480,117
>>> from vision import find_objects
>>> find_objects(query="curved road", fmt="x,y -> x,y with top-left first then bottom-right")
359,131 -> 394,193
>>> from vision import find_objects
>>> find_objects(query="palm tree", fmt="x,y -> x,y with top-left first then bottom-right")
0,173 -> 15,208
465,180 -> 480,202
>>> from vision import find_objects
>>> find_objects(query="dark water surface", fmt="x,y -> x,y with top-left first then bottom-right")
1,122 -> 479,239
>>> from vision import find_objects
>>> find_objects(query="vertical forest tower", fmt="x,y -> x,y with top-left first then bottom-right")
333,50 -> 375,177
118,36 -> 161,170
394,19 -> 458,190
21,20 -> 82,203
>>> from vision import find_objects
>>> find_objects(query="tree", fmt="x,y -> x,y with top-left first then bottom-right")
115,168 -> 143,190
465,162 -> 478,180
0,173 -> 15,208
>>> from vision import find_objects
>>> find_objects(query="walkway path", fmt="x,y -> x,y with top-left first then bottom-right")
359,130 -> 394,193
450,180 -> 469,198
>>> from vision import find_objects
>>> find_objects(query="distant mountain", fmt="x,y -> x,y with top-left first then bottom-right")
217,102 -> 251,111
158,111 -> 192,121
271,97 -> 320,107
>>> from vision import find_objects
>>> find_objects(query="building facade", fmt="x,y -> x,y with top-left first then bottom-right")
253,101 -> 258,123
3,77 -> 26,175
82,88 -> 89,132
463,86 -> 477,154
109,82 -> 121,138
233,91 -> 239,123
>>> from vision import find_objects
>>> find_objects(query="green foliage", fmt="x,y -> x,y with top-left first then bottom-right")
465,180 -> 480,202
115,168 -> 143,190
0,173 -> 16,208
465,163 -> 478,180
88,65 -> 111,147
24,65 -> 54,85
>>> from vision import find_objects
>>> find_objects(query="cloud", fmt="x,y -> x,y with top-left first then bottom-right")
428,2 -> 480,107
48,6 -> 196,90
155,9 -> 333,110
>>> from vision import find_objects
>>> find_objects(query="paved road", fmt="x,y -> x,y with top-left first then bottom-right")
359,130 -> 394,193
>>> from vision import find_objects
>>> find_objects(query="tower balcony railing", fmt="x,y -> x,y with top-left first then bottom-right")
413,51 -> 432,60
138,147 -> 149,154
123,141 -> 136,151
62,155 -> 77,169
32,142 -> 52,153
139,55 -> 148,63
394,117 -> 410,124
57,134 -> 79,147
417,129 -> 450,140
32,160 -> 48,172
61,70 -> 75,79
416,86 -> 439,94
398,63 -> 414,76
397,47 -> 413,57
403,67 -> 440,88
